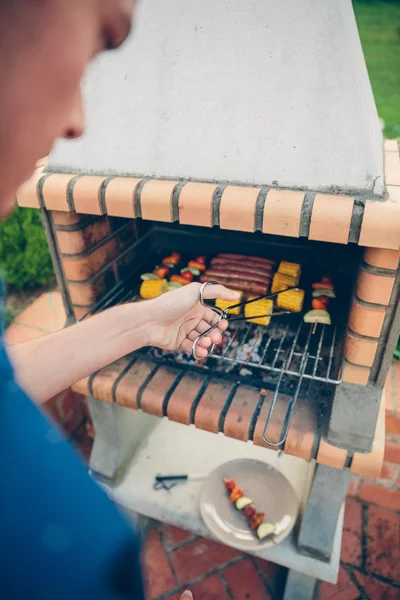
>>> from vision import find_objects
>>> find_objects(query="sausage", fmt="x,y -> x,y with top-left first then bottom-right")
211,258 -> 274,274
200,274 -> 269,295
204,268 -> 271,285
216,254 -> 276,267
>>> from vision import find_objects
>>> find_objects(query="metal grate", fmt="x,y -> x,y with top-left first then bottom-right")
209,315 -> 342,384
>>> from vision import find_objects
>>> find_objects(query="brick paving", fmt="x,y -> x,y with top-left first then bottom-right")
8,292 -> 400,599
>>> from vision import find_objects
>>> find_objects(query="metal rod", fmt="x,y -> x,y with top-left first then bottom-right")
262,351 -> 310,447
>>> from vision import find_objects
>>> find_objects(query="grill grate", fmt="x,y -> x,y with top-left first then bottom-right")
209,315 -> 341,384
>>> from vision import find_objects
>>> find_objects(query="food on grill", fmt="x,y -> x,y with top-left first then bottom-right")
188,260 -> 206,271
181,266 -> 201,276
244,503 -> 256,518
244,298 -> 273,326
180,269 -> 194,282
277,289 -> 305,313
312,298 -> 328,310
162,254 -> 180,266
170,274 -> 190,286
168,281 -> 183,291
304,309 -> 331,325
249,512 -> 265,530
216,254 -> 276,267
312,289 -> 336,299
140,273 -> 160,281
235,496 -> 253,510
200,275 -> 269,295
211,257 -> 274,274
277,261 -> 301,285
257,522 -> 276,540
196,256 -> 206,264
216,292 -> 243,315
271,273 -> 296,293
230,487 -> 244,502
204,269 -> 271,286
140,278 -> 168,298
153,265 -> 170,279
224,478 -> 236,491
312,282 -> 334,291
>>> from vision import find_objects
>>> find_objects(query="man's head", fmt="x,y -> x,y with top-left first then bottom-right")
0,0 -> 134,217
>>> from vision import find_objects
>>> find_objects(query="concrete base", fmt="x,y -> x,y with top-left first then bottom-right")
97,419 -> 344,584
327,383 -> 381,452
283,570 -> 317,600
87,397 -> 158,484
298,464 -> 352,563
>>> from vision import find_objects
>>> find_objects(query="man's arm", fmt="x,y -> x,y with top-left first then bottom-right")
7,302 -> 151,404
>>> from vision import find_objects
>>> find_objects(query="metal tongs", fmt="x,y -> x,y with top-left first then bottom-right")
191,281 -> 299,360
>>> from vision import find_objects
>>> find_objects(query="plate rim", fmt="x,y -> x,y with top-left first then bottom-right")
199,458 -> 299,551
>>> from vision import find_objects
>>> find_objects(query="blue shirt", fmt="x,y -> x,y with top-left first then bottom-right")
0,282 -> 144,599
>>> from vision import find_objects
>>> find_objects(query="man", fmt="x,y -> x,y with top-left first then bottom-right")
0,1 -> 239,598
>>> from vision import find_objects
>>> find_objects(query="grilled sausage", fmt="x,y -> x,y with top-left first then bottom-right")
204,269 -> 271,285
211,258 -> 274,274
200,274 -> 269,295
216,254 -> 276,267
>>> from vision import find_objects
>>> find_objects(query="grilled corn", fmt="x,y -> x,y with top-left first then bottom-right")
216,291 -> 243,315
277,289 -> 305,313
271,273 -> 296,294
244,298 -> 273,326
140,278 -> 168,299
278,261 -> 301,285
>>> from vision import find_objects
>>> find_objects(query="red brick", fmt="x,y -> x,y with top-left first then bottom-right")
358,482 -> 400,511
223,386 -> 260,442
347,477 -> 360,497
317,566 -> 359,600
55,218 -> 110,255
366,505 -> 400,581
386,415 -> 400,438
91,358 -> 131,403
141,367 -> 180,417
341,499 -> 363,567
142,527 -> 177,599
254,558 -> 287,599
162,525 -> 194,550
167,373 -> 205,426
194,381 -> 234,434
376,462 -> 398,485
353,571 -> 399,600
384,440 -> 400,465
115,360 -> 156,410
223,557 -> 272,600
170,538 -> 242,585
185,574 -> 230,600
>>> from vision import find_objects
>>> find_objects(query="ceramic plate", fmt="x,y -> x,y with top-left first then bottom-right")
200,459 -> 298,551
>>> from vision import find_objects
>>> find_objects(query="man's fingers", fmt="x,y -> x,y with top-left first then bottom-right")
180,338 -> 208,358
202,283 -> 241,302
180,592 -> 193,600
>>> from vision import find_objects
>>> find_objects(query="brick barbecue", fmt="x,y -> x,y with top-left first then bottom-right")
14,1 -> 400,596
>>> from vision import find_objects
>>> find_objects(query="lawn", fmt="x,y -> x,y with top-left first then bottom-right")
353,0 -> 400,139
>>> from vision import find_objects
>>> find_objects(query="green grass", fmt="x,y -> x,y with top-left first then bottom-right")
353,0 -> 400,139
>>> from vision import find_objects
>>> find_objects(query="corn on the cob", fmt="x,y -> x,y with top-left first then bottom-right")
244,298 -> 273,326
216,291 -> 243,315
140,278 -> 168,299
278,261 -> 301,285
277,289 -> 304,313
271,273 -> 296,294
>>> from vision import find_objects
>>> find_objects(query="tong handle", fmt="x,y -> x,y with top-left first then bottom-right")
191,281 -> 225,360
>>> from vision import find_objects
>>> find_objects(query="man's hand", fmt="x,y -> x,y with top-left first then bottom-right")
180,592 -> 193,599
147,282 -> 240,358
